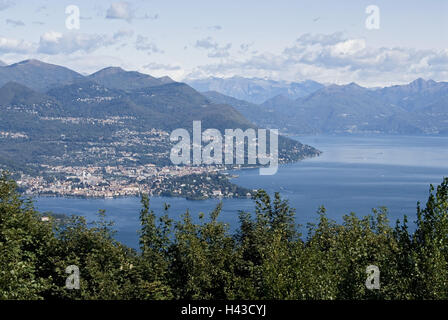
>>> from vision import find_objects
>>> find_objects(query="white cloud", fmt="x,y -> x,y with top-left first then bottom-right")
195,37 -> 232,58
239,42 -> 253,53
195,37 -> 217,50
105,2 -> 159,22
37,30 -> 134,55
295,32 -> 346,46
143,62 -> 181,71
38,32 -> 102,54
186,32 -> 448,86
331,39 -> 366,56
106,2 -> 134,21
207,44 -> 231,58
135,35 -> 163,55
0,37 -> 34,54
0,29 -> 134,57
140,62 -> 185,80
112,29 -> 134,41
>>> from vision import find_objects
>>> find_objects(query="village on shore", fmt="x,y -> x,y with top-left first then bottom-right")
17,163 -> 255,200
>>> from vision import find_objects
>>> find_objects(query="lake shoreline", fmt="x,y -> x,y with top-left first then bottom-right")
34,135 -> 448,249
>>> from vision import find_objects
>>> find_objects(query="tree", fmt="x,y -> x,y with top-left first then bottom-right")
411,178 -> 448,299
0,173 -> 54,299
136,195 -> 173,299
2,172 -> 448,300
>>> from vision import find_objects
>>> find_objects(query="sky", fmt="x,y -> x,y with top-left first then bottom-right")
0,0 -> 447,86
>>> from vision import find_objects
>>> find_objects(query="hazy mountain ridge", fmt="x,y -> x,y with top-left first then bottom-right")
0,60 -> 319,173
88,67 -> 164,91
187,76 -> 324,104
0,60 -> 174,93
202,90 -> 304,133
0,59 -> 85,92
206,78 -> 448,135
0,60 -> 253,131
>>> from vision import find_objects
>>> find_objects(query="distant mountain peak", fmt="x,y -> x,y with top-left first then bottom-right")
88,66 -> 163,90
412,77 -> 426,83
0,59 -> 84,92
91,66 -> 126,75
158,76 -> 175,84
11,59 -> 49,67
324,82 -> 364,91
187,77 -> 324,104
409,77 -> 435,86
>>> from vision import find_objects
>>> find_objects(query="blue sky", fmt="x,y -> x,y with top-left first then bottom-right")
0,0 -> 447,86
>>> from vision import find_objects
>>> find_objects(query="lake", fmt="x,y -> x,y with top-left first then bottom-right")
34,135 -> 448,249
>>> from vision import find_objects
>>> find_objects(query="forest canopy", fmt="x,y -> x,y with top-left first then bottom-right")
1,172 -> 448,300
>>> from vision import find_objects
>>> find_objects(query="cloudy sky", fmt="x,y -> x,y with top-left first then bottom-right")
0,0 -> 447,86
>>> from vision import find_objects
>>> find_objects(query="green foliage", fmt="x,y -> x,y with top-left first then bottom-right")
0,173 -> 55,299
2,172 -> 448,300
410,179 -> 448,299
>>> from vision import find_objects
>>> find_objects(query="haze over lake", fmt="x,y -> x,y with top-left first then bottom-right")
35,135 -> 448,249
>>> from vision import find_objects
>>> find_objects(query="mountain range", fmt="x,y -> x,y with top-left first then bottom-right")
0,59 -> 317,173
187,76 -> 324,104
1,57 -> 446,177
0,59 -> 178,93
204,78 -> 448,135
0,59 -> 253,131
0,59 -> 84,92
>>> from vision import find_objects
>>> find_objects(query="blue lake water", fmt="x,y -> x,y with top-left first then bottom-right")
34,135 -> 448,249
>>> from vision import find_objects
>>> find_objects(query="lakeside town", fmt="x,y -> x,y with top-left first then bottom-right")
2,122 -> 315,200
16,163 -> 255,200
